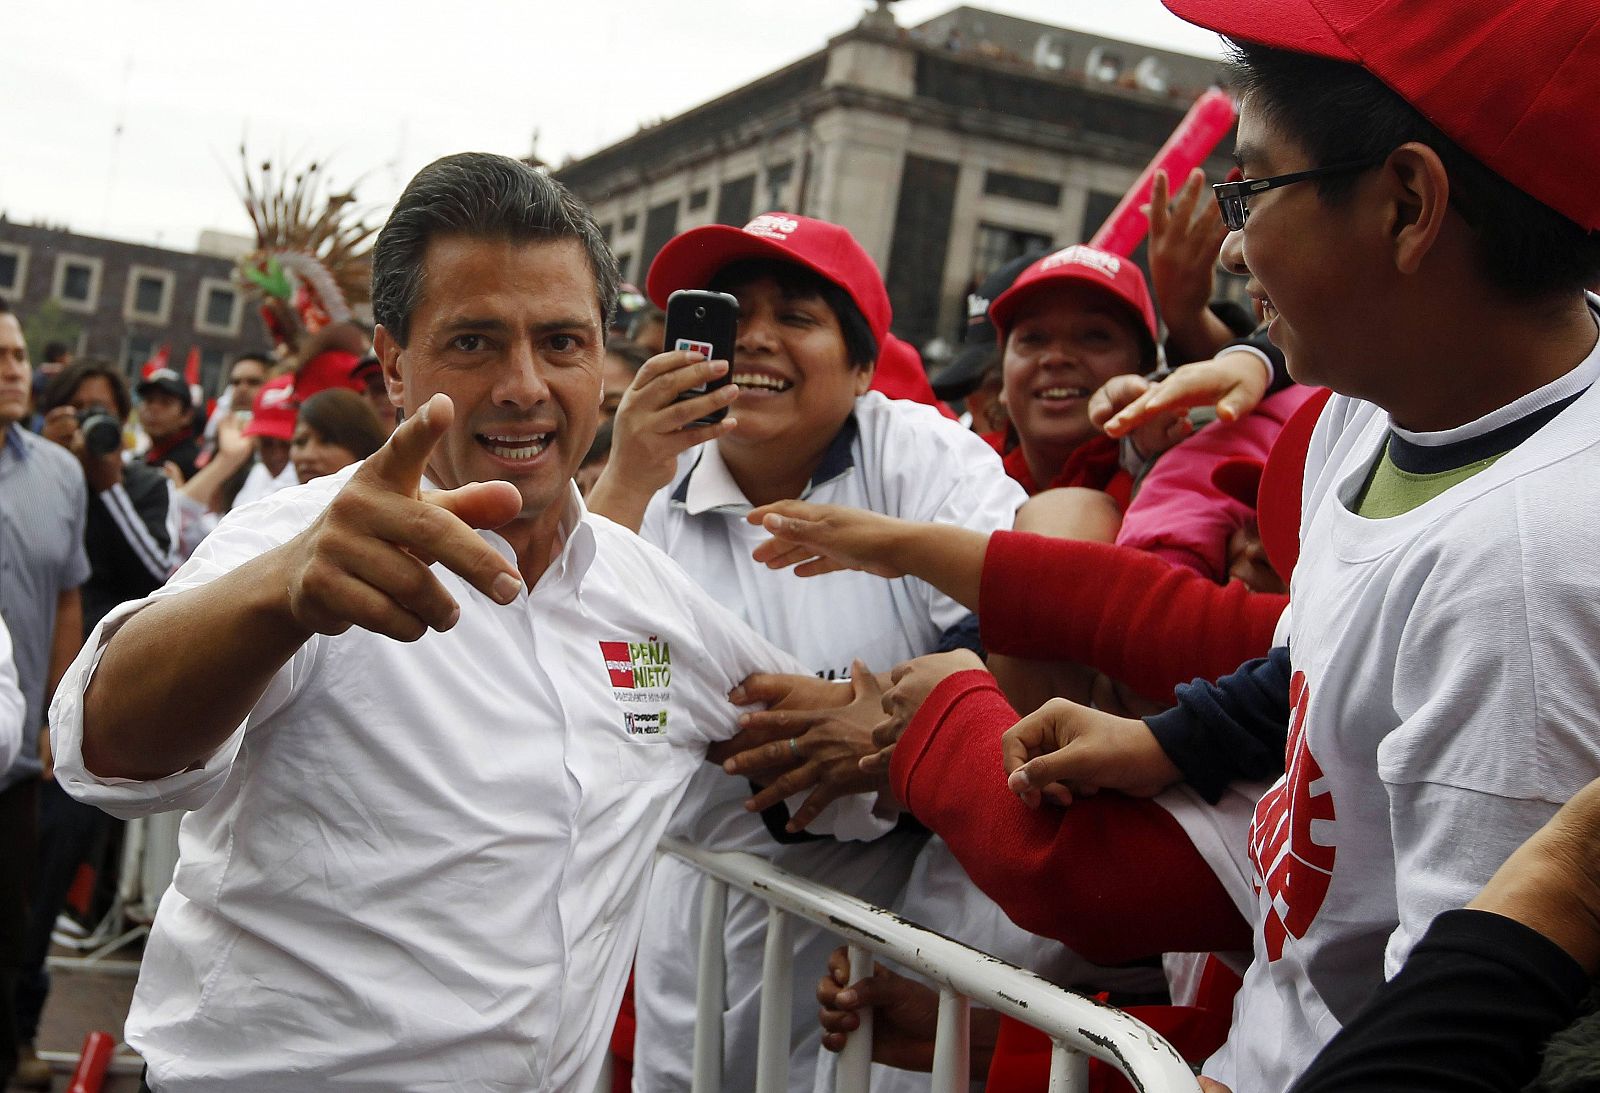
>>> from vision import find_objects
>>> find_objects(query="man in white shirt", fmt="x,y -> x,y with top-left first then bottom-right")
48,152 -> 831,1093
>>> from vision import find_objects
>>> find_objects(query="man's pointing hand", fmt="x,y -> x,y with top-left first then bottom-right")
282,393 -> 525,642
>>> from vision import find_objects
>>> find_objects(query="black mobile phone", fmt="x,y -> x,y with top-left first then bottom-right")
664,289 -> 739,425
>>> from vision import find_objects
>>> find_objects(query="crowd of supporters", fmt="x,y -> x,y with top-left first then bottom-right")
2,1 -> 1599,1091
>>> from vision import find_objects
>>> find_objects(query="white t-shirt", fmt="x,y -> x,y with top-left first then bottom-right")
50,467 -> 812,1093
634,392 -> 1026,1092
1210,327 -> 1600,1093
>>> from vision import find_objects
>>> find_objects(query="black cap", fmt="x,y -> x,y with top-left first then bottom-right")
928,250 -> 1046,401
135,369 -> 193,408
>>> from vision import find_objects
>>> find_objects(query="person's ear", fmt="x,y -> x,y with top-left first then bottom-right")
853,359 -> 876,397
374,325 -> 405,410
1383,142 -> 1452,276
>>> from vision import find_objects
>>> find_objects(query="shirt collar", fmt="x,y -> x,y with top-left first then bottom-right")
3,424 -> 27,461
670,413 -> 861,515
418,474 -> 597,592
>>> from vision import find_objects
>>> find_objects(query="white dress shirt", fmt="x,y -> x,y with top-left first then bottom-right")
0,614 -> 24,773
51,465 -> 810,1093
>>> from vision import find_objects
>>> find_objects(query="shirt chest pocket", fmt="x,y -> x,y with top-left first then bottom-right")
596,692 -> 687,784
613,737 -> 682,784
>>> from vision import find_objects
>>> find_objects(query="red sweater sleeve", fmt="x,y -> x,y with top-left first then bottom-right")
890,670 -> 1249,964
978,531 -> 1288,698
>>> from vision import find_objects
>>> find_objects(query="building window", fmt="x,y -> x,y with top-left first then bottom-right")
599,222 -> 615,245
621,212 -> 638,234
52,254 -> 103,313
615,253 -> 634,283
200,347 -> 227,394
125,265 -> 175,324
688,188 -> 710,211
122,335 -> 157,376
0,244 -> 29,300
983,171 -> 1062,207
716,175 -> 756,227
765,161 -> 794,208
196,278 -> 241,336
972,224 -> 1054,282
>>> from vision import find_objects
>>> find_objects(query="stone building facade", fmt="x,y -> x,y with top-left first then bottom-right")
0,219 -> 269,396
553,5 -> 1235,353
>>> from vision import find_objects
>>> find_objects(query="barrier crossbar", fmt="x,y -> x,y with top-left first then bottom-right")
660,836 -> 1203,1093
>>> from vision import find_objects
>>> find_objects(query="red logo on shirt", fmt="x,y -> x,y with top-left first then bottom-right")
600,641 -> 635,688
1248,670 -> 1337,961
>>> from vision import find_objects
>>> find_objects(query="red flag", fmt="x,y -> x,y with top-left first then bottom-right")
141,345 -> 171,379
184,345 -> 201,386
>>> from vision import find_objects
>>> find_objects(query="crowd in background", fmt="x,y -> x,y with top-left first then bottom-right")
3,3 -> 1600,1091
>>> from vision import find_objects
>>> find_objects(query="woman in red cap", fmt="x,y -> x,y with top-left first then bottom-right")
589,212 -> 1041,1092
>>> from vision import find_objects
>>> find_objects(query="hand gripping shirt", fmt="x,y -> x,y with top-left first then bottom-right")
49,466 -> 809,1093
1210,329 -> 1600,1093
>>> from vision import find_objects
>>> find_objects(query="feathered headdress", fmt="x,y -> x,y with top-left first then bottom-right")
234,149 -> 377,357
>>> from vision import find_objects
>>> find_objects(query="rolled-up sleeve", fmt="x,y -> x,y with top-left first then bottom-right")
48,487 -> 323,818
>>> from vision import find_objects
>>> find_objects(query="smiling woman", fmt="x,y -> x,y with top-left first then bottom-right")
585,213 -> 1030,1092
987,245 -> 1158,496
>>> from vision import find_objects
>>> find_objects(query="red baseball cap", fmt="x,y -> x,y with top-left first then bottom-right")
987,245 -> 1158,345
1161,0 -> 1600,231
871,334 -> 956,419
244,375 -> 298,442
296,349 -> 367,402
647,213 -> 892,346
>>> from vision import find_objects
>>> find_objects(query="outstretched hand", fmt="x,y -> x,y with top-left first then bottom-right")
280,393 -> 525,642
1098,350 -> 1272,440
1143,167 -> 1232,362
1000,697 -> 1181,808
749,500 -> 911,579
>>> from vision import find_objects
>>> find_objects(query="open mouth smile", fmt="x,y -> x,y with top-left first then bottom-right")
476,431 -> 552,462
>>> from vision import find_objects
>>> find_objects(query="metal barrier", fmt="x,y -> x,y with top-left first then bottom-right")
661,837 -> 1204,1093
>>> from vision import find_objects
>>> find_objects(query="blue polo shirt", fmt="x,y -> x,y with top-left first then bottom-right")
0,424 -> 90,786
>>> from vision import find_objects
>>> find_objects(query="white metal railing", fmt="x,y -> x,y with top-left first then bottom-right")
661,836 -> 1204,1093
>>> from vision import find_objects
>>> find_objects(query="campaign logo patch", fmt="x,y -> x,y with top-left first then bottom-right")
743,213 -> 800,240
598,638 -> 672,690
1039,244 -> 1121,278
675,337 -> 715,360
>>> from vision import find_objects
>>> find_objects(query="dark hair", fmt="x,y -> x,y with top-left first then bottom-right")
295,388 -> 386,461
39,359 -> 132,421
42,342 -> 70,364
232,351 -> 274,371
582,419 -> 614,467
708,258 -> 878,369
604,337 -> 650,372
372,152 -> 620,346
1228,40 -> 1600,299
628,307 -> 665,341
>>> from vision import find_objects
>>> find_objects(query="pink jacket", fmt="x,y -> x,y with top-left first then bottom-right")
1114,385 -> 1319,581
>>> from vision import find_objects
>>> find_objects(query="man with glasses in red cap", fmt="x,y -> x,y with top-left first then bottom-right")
986,2 -> 1600,1090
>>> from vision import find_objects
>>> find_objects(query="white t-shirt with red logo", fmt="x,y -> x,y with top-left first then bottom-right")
1209,333 -> 1600,1093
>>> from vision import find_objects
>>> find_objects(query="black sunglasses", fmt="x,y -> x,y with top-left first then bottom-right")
1212,157 -> 1386,231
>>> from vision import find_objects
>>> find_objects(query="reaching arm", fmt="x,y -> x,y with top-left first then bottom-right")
749,501 -> 990,611
77,395 -> 524,782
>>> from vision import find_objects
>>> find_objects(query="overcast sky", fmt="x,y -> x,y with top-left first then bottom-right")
2,1 -> 1225,252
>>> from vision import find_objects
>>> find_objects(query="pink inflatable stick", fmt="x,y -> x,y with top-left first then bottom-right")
1088,88 -> 1238,257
